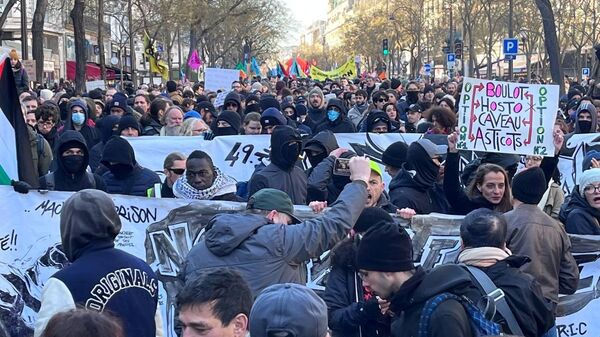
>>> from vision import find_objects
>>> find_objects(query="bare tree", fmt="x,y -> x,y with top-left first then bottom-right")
0,0 -> 18,37
71,0 -> 86,94
31,0 -> 49,83
535,0 -> 564,95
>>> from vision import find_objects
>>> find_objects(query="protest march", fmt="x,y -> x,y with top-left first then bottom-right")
2,47 -> 600,337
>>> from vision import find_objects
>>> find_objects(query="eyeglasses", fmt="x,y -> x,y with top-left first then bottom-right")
38,120 -> 55,127
168,168 -> 185,175
376,99 -> 388,103
584,185 -> 600,194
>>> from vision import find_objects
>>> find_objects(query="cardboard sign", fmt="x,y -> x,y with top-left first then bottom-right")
457,77 -> 559,156
21,60 -> 36,81
204,68 -> 239,92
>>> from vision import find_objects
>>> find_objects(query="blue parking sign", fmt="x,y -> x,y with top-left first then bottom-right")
503,38 -> 519,55
424,63 -> 431,72
582,68 -> 591,77
447,54 -> 455,63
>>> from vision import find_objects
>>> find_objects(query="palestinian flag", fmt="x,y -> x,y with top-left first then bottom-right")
0,54 -> 37,187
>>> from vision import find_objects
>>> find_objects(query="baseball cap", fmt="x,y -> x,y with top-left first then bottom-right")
249,283 -> 327,337
408,103 -> 422,113
370,160 -> 383,177
247,188 -> 301,224
415,138 -> 447,158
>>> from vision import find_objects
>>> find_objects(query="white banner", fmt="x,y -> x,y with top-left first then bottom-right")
204,68 -> 239,92
458,78 -> 559,156
0,187 -> 598,337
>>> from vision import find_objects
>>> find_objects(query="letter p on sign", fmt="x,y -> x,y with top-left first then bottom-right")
503,38 -> 519,55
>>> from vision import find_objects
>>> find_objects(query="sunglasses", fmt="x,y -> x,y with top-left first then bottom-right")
168,168 -> 185,175
376,99 -> 388,103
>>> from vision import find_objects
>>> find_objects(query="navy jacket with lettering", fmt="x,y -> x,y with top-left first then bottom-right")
34,189 -> 161,337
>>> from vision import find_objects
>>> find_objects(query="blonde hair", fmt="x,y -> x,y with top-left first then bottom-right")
181,117 -> 208,136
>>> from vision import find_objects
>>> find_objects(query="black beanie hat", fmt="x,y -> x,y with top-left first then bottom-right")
260,95 -> 281,112
354,207 -> 394,233
356,222 -> 414,272
382,141 -> 409,169
117,115 -> 141,135
217,110 -> 241,133
512,167 -> 547,204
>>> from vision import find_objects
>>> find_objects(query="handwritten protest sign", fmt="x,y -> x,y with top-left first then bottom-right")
204,68 -> 240,92
457,78 -> 559,156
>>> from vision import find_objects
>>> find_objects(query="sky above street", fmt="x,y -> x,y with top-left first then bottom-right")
282,0 -> 328,45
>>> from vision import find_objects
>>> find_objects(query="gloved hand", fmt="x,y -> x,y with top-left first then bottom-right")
11,180 -> 32,194
360,297 -> 381,319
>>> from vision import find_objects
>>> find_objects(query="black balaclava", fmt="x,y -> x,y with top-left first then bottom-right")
407,142 -> 438,189
406,91 -> 419,105
270,126 -> 302,171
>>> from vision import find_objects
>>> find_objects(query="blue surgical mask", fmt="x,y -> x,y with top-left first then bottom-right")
71,112 -> 85,125
327,110 -> 340,122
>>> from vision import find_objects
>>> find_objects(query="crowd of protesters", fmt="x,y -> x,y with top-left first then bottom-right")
9,52 -> 600,336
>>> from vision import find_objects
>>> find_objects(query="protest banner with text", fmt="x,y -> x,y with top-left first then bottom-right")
204,68 -> 240,92
458,78 -> 559,156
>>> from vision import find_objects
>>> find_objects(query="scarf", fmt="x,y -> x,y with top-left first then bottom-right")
173,167 -> 237,200
457,247 -> 512,268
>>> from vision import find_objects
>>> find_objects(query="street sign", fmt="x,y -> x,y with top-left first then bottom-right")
503,38 -> 519,55
505,54 -> 516,60
447,53 -> 456,63
424,63 -> 431,75
21,60 -> 36,81
582,68 -> 591,78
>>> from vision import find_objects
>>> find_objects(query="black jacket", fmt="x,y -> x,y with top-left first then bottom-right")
141,118 -> 162,136
324,239 -> 391,337
389,265 -> 474,337
315,117 -> 356,134
304,130 -> 339,175
307,156 -> 348,204
559,187 -> 600,235
474,256 -> 555,337
100,136 -> 161,197
389,169 -> 449,214
304,107 -> 326,132
39,130 -> 106,192
248,126 -> 307,204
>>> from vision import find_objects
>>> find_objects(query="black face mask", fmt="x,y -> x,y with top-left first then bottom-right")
109,163 -> 133,179
308,152 -> 327,168
215,127 -> 238,137
579,120 -> 593,133
279,142 -> 301,170
62,155 -> 85,174
406,91 -> 419,104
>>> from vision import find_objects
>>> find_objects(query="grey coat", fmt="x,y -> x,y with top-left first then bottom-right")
181,181 -> 368,296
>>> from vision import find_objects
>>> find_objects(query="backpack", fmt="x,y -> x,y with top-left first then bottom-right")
418,292 -> 500,337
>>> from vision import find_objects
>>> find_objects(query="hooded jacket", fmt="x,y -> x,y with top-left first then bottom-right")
572,102 -> 598,134
247,126 -> 307,204
61,100 -> 101,149
315,98 -> 356,134
34,190 -> 162,337
89,115 -> 120,172
560,187 -> 600,235
304,130 -> 339,174
182,180 -> 368,296
348,102 -> 369,127
388,265 -> 475,337
39,131 -> 106,192
100,136 -> 161,196
389,143 -> 449,214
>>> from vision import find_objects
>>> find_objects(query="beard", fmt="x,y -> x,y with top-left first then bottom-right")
164,125 -> 183,136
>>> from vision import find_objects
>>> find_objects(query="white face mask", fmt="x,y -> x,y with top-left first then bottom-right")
71,112 -> 85,125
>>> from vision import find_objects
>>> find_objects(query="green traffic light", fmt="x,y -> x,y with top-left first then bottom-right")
383,50 -> 389,56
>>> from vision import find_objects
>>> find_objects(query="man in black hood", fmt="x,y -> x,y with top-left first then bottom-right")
39,130 -> 106,192
304,130 -> 339,172
89,115 -> 120,172
212,110 -> 241,137
100,136 -> 161,196
62,99 -> 100,149
247,125 -> 307,204
314,98 -> 356,133
389,139 -> 450,214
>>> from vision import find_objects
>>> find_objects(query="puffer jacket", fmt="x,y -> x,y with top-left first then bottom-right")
100,136 -> 161,196
559,187 -> 600,235
181,181 -> 368,296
